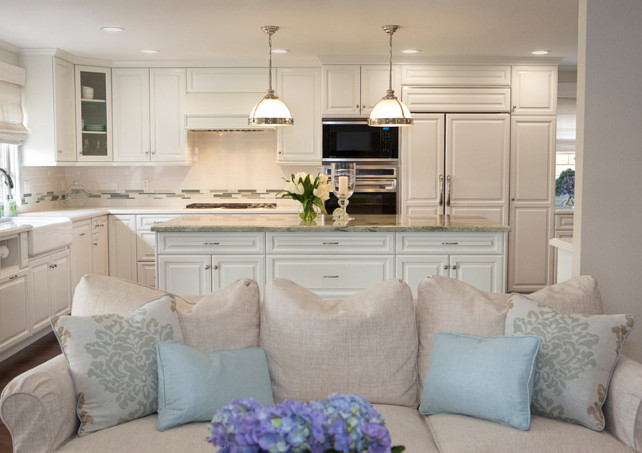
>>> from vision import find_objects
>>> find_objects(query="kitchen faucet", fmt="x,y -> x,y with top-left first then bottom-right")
0,168 -> 14,190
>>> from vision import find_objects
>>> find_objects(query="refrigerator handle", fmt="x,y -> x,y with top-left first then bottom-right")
446,175 -> 452,207
438,174 -> 444,206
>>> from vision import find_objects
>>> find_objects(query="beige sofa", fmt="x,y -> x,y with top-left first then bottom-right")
2,275 -> 641,453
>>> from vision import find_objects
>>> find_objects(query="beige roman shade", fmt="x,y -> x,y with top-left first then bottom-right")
0,61 -> 28,144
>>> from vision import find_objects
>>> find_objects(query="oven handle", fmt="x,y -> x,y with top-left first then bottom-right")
354,180 -> 397,192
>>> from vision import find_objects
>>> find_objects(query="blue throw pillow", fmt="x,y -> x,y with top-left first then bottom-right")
156,342 -> 274,431
419,332 -> 540,431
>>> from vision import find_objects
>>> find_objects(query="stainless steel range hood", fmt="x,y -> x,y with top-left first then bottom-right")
184,92 -> 276,131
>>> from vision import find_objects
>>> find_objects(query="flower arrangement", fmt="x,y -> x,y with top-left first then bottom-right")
278,172 -> 332,223
207,393 -> 405,453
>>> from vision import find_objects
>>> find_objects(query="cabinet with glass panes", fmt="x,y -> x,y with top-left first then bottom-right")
75,66 -> 112,161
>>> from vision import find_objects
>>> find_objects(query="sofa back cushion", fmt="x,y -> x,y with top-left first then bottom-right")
529,275 -> 604,315
416,276 -> 509,388
261,278 -> 418,407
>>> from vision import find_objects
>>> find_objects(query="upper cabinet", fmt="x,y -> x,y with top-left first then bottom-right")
322,65 -> 400,117
276,68 -> 322,165
21,55 -> 76,166
112,68 -> 187,162
76,66 -> 112,161
511,66 -> 557,115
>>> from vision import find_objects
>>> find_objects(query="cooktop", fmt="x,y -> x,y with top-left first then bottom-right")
185,202 -> 277,209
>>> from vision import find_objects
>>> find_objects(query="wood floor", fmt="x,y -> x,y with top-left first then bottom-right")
0,333 -> 62,453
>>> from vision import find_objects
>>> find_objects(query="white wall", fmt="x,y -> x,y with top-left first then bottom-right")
575,0 -> 642,361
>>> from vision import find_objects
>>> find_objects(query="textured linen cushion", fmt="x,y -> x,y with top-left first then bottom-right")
156,342 -> 273,431
419,333 -> 540,431
529,275 -> 605,315
505,294 -> 635,430
177,278 -> 260,352
51,295 -> 183,436
261,278 -> 418,406
416,276 -> 509,388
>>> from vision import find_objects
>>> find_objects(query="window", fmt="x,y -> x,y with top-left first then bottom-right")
555,95 -> 576,209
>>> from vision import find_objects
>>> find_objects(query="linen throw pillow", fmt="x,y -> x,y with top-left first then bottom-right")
261,278 -> 418,407
156,342 -> 274,431
505,294 -> 634,431
419,333 -> 541,431
51,295 -> 183,436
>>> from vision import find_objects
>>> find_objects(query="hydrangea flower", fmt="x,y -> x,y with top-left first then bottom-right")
207,394 -> 405,453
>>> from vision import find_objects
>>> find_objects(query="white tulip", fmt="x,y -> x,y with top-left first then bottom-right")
293,172 -> 309,183
314,186 -> 330,201
293,182 -> 305,195
319,174 -> 329,185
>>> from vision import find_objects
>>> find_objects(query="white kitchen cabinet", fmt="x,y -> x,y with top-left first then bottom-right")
76,65 -> 112,162
0,272 -> 29,352
401,113 -> 510,224
135,215 -> 180,288
70,220 -> 92,292
508,116 -> 556,292
137,262 -> 156,287
400,65 -> 511,87
91,216 -> 109,276
158,254 -> 264,296
396,232 -> 505,297
276,68 -> 322,165
322,65 -> 400,117
511,66 -> 557,115
28,248 -> 71,334
401,87 -> 511,113
108,215 -> 137,281
21,55 -> 76,165
112,68 -> 187,162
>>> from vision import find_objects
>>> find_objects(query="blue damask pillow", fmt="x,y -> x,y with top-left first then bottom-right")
419,332 -> 540,430
505,294 -> 634,430
51,295 -> 183,436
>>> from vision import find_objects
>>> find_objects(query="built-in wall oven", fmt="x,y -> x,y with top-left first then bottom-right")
322,165 -> 398,215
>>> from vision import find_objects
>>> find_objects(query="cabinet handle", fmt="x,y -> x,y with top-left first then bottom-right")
151,151 -> 156,156
204,265 -> 211,270
93,242 -> 98,246
323,275 -> 339,279
9,274 -> 18,280
322,241 -> 339,245
451,265 -> 458,270
361,104 -> 365,108
442,242 -> 459,245
438,174 -> 444,206
57,149 -> 62,154
512,105 -> 517,111
79,233 -> 86,237
49,264 -> 55,269
145,151 -> 150,155
446,175 -> 452,207
355,104 -> 359,109
443,265 -> 450,270
202,242 -> 220,246
213,265 -> 219,270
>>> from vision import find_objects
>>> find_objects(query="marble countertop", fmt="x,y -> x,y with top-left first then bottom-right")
151,214 -> 510,233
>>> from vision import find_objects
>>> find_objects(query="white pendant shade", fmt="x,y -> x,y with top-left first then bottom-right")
249,25 -> 294,127
249,91 -> 293,126
369,93 -> 412,127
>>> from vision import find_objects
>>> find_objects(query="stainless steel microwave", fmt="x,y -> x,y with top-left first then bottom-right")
322,119 -> 399,162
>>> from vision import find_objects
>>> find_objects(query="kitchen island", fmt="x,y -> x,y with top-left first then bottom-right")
152,214 -> 510,298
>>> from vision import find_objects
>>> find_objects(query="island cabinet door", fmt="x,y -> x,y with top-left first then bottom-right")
449,255 -> 503,294
212,255 -> 265,295
395,255 -> 449,298
158,255 -> 212,296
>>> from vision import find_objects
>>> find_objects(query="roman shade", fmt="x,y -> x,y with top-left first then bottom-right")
0,61 -> 28,145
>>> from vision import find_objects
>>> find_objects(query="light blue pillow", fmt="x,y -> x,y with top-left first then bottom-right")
419,332 -> 540,431
156,342 -> 274,431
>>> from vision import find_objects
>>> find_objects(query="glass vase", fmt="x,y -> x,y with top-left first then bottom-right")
298,202 -> 319,225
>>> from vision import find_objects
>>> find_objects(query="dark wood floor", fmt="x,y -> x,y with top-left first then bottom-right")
0,333 -> 62,453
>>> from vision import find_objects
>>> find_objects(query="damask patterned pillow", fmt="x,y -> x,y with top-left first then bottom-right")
505,294 -> 634,431
51,295 -> 183,436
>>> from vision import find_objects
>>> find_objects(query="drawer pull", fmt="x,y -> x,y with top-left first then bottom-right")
441,242 -> 459,245
80,233 -> 86,237
322,242 -> 339,245
202,242 -> 220,246
9,274 -> 18,280
323,275 -> 339,279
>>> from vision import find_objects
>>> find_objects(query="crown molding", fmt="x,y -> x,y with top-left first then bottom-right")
319,55 -> 564,66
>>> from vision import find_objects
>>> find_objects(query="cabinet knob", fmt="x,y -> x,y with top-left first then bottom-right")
444,265 -> 450,270
452,265 -> 458,270
145,151 -> 150,155
213,264 -> 219,270
93,242 -> 98,246
151,151 -> 156,156
355,104 -> 359,108
49,264 -> 55,269
9,274 -> 17,280
204,265 -> 211,270
57,150 -> 62,154
362,104 -> 365,109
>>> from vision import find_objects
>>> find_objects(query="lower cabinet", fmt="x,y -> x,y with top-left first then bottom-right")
0,272 -> 29,352
158,254 -> 264,296
137,262 -> 157,287
91,216 -> 109,276
156,231 -> 506,299
28,248 -> 71,334
108,215 -> 137,281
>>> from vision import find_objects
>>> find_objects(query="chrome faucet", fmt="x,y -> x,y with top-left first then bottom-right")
0,168 -> 13,190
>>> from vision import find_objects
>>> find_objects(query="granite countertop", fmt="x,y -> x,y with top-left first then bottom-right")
151,214 -> 510,233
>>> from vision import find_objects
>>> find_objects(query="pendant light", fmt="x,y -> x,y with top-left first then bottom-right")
368,25 -> 412,127
248,26 -> 294,126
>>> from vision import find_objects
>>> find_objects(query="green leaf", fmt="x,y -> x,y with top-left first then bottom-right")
391,446 -> 406,453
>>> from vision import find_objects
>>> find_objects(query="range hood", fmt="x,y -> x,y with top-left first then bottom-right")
184,92 -> 276,131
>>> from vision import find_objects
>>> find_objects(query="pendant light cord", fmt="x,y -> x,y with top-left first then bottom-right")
268,31 -> 273,92
388,30 -> 393,92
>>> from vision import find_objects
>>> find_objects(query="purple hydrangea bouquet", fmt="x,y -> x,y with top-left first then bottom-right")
207,393 -> 405,453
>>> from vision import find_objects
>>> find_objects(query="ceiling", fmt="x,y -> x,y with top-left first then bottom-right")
0,0 -> 579,67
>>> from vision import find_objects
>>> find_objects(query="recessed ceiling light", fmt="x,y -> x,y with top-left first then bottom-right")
101,26 -> 125,32
271,49 -> 288,54
531,50 -> 551,55
401,49 -> 420,54
141,49 -> 159,54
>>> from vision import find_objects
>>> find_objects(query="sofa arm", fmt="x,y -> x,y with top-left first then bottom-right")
605,355 -> 642,452
0,355 -> 78,453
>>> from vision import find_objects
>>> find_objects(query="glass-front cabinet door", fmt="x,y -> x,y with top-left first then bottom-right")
75,66 -> 112,161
